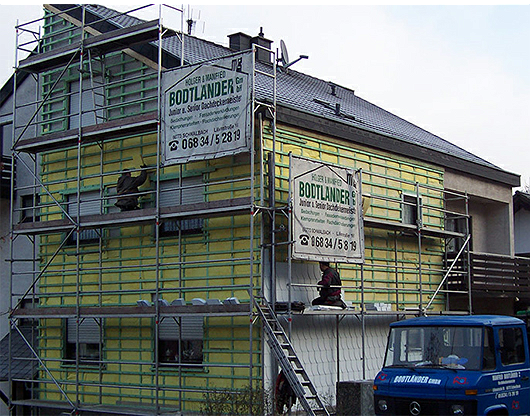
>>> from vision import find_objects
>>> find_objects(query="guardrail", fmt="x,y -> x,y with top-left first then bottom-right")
447,252 -> 530,298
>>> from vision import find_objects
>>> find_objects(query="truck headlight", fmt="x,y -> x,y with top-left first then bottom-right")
378,399 -> 388,411
451,404 -> 464,415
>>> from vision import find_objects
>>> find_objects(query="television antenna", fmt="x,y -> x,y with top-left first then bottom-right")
186,7 -> 204,36
278,39 -> 308,70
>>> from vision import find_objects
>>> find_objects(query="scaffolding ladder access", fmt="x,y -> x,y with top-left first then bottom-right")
255,297 -> 329,416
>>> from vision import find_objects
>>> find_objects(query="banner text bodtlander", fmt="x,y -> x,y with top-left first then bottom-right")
161,53 -> 252,165
291,155 -> 364,263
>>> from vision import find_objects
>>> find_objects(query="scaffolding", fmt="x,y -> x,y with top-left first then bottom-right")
6,4 -> 473,416
7,5 -> 269,415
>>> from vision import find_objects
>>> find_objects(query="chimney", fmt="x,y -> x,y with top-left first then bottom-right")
228,32 -> 252,52
228,28 -> 273,64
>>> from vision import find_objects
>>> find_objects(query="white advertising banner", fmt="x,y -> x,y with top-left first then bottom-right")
290,155 -> 364,263
161,52 -> 253,165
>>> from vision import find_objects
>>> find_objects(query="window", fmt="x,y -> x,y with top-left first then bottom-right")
402,192 -> 422,226
67,229 -> 100,245
1,123 -> 12,158
401,328 -> 423,363
66,191 -> 101,245
41,72 -> 68,134
68,77 -> 104,129
0,123 -> 12,199
160,219 -> 204,236
65,317 -> 102,365
499,327 -> 526,366
159,177 -> 204,236
385,326 -> 484,370
446,215 -> 472,253
158,316 -> 204,367
18,298 -> 39,327
20,194 -> 40,223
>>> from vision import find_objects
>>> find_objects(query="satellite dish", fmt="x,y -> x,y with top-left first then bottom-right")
278,39 -> 308,70
280,39 -> 289,67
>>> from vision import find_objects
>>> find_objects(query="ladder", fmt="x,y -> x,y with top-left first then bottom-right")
254,298 -> 330,416
87,49 -> 108,125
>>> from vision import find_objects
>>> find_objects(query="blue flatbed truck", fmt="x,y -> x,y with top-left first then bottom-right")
373,315 -> 530,416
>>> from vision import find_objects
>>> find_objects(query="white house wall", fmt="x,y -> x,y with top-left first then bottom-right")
444,169 -> 515,255
263,261 -> 392,405
0,73 -> 39,340
515,208 -> 530,255
287,314 -> 392,402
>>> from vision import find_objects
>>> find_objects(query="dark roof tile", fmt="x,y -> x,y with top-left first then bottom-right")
0,325 -> 38,381
81,5 -> 507,173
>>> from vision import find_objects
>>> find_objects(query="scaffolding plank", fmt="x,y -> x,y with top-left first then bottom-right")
13,197 -> 253,235
11,399 -> 178,415
11,304 -> 252,319
18,20 -> 163,72
12,218 -> 75,235
364,216 -> 465,239
15,112 -> 158,154
13,197 -> 252,235
14,199 -> 456,242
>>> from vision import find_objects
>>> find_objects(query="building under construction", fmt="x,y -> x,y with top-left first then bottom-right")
1,4 -> 528,416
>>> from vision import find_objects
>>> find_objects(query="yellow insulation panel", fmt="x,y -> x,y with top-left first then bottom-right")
266,124 -> 446,312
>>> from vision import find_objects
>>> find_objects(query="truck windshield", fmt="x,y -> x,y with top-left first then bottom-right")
384,326 -> 484,370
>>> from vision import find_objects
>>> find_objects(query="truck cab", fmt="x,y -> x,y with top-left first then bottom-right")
374,316 -> 530,416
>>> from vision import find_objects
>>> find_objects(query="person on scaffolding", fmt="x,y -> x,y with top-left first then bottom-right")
115,166 -> 148,211
312,261 -> 347,308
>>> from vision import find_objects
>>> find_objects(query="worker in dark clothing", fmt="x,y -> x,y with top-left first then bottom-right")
115,167 -> 148,211
312,261 -> 346,308
275,370 -> 296,415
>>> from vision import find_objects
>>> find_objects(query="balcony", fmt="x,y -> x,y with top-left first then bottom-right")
446,251 -> 530,304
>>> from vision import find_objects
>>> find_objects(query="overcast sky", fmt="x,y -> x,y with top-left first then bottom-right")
1,3 -> 528,190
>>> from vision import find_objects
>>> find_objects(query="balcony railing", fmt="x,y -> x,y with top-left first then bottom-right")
447,251 -> 530,299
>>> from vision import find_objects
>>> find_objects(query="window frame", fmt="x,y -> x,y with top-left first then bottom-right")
64,191 -> 103,245
158,176 -> 205,237
64,317 -> 103,367
401,192 -> 422,226
498,326 -> 526,366
446,215 -> 473,253
0,122 -> 13,158
157,316 -> 204,369
20,193 -> 41,223
159,218 -> 204,237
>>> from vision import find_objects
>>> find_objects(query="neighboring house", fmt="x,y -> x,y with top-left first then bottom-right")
1,4 -> 527,416
0,70 -> 40,415
514,190 -> 530,257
